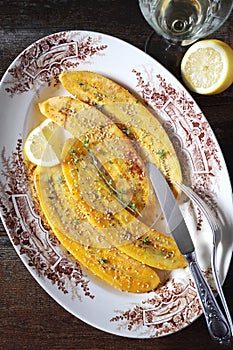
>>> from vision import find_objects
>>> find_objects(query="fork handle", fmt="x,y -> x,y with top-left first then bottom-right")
185,251 -> 231,345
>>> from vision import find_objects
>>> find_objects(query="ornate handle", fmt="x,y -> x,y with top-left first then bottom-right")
185,251 -> 231,345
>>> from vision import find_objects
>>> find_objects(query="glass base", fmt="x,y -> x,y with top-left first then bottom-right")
144,31 -> 188,79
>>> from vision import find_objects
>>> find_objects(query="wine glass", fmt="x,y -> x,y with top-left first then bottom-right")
138,0 -> 233,76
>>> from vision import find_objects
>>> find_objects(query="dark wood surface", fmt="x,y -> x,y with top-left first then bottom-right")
1,1 -> 233,349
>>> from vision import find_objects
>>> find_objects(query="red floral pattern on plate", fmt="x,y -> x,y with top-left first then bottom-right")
111,268 -> 213,338
4,32 -> 107,96
133,70 -> 221,179
0,139 -> 94,299
133,69 -> 221,219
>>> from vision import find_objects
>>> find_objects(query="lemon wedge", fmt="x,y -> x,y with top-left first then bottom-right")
24,119 -> 66,166
181,39 -> 233,95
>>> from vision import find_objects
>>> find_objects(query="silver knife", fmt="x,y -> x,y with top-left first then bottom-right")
147,162 -> 231,345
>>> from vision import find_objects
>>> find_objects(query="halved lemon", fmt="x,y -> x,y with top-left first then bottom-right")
24,119 -> 66,166
181,39 -> 233,95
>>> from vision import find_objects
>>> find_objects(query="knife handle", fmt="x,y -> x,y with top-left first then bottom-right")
185,251 -> 232,345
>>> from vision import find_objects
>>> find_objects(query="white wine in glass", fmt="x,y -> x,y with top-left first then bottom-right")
139,0 -> 233,45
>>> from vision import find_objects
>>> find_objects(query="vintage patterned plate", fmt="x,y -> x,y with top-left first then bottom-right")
0,30 -> 233,338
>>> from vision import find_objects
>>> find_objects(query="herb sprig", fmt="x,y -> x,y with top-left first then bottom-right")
90,151 -> 142,217
72,139 -> 142,217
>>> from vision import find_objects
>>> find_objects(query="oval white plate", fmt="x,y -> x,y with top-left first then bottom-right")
0,30 -> 233,338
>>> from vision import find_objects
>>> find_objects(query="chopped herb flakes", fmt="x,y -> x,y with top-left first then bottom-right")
82,138 -> 90,150
122,128 -> 130,136
46,177 -> 53,184
74,217 -> 80,225
79,83 -> 89,91
70,149 -> 76,156
57,175 -> 65,184
157,149 -> 166,159
142,236 -> 150,245
98,258 -> 107,265
127,202 -> 140,215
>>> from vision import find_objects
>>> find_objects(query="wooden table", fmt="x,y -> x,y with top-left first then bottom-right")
1,1 -> 233,349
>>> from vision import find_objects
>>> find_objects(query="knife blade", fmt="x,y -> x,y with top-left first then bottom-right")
147,162 -> 231,345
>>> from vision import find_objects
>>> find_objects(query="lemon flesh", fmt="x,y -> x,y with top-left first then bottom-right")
24,119 -> 69,167
181,39 -> 233,95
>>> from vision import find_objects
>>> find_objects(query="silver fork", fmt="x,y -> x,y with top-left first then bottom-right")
176,182 -> 233,335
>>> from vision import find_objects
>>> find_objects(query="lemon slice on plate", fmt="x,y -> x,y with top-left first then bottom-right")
24,119 -> 70,166
181,39 -> 233,95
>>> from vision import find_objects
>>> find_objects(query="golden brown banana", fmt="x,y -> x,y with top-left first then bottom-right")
59,71 -> 182,195
34,165 -> 160,293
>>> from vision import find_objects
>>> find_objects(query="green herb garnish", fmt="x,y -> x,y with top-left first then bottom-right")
157,149 -> 166,159
57,175 -> 65,184
98,258 -> 107,265
142,236 -> 150,245
82,138 -> 90,150
122,128 -> 130,136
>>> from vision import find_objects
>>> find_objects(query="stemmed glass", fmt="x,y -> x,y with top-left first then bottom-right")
138,0 -> 233,76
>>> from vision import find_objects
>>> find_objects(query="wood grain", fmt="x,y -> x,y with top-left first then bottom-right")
1,1 -> 233,349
